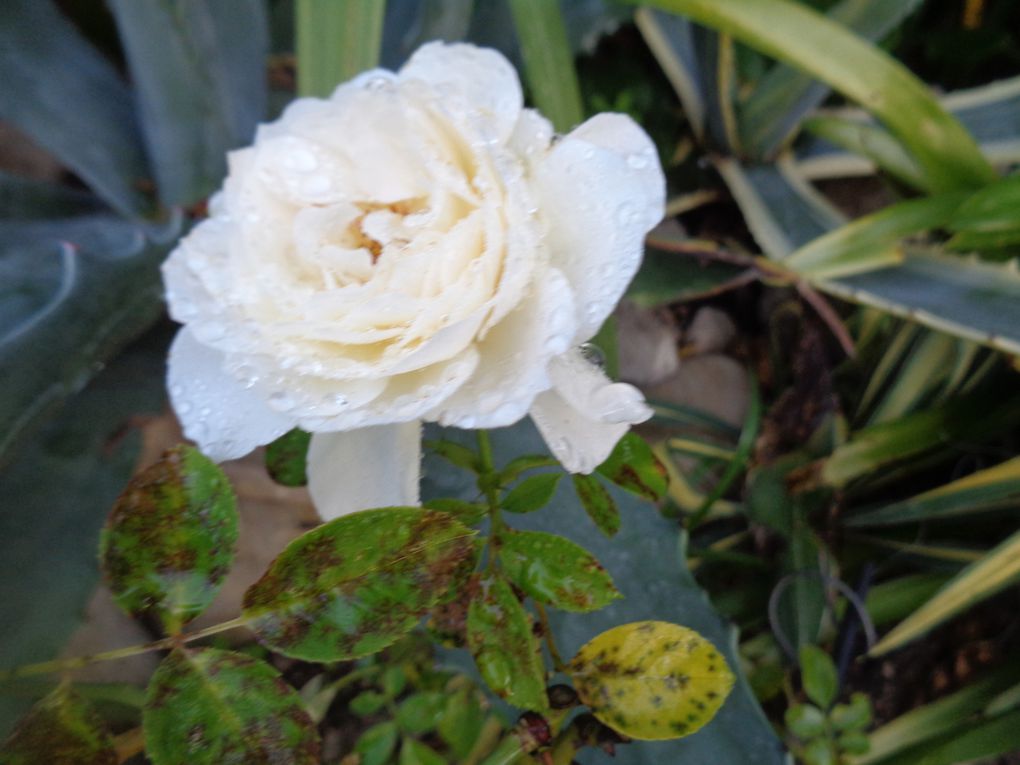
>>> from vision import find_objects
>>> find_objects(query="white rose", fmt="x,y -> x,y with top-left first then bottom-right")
163,42 -> 665,519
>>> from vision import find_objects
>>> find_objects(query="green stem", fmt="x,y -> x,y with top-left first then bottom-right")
477,430 -> 507,573
534,602 -> 567,673
0,616 -> 249,681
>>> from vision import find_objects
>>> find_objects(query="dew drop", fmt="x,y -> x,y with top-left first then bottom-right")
285,148 -> 318,172
170,384 -> 184,398
616,201 -> 638,227
301,175 -> 332,195
626,153 -> 650,170
580,342 -> 607,370
176,401 -> 193,415
269,390 -> 296,411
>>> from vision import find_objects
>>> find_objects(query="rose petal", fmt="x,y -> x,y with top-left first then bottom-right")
429,268 -> 577,429
167,329 -> 295,461
534,112 -> 666,341
399,42 -> 523,145
307,423 -> 422,521
528,350 -> 652,474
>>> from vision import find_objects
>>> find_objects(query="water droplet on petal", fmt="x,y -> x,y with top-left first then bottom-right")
626,153 -> 650,170
176,401 -> 193,415
301,175 -> 332,195
616,201 -> 638,227
580,342 -> 607,370
269,390 -> 296,412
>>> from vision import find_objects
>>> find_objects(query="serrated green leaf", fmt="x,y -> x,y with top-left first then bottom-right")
242,507 -> 476,661
0,1 -> 151,217
399,737 -> 446,765
799,645 -> 838,709
596,432 -> 669,502
570,621 -> 734,740
396,692 -> 445,735
99,445 -> 237,635
785,703 -> 826,739
264,428 -> 311,487
1,686 -> 116,765
143,647 -> 319,765
499,454 -> 559,485
572,474 -> 621,537
499,530 -> 620,613
354,721 -> 398,765
425,439 -> 481,473
107,0 -> 267,206
466,575 -> 547,710
502,473 -> 562,514
382,665 -> 407,699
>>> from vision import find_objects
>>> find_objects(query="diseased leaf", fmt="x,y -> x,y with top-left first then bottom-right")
799,645 -> 838,709
596,433 -> 669,502
572,474 -> 621,537
143,647 -> 320,765
100,445 -> 237,634
570,621 -> 734,741
264,428 -> 311,487
423,498 -> 488,526
242,507 -> 476,661
502,473 -> 562,514
499,530 -> 620,613
2,686 -> 115,765
466,575 -> 547,710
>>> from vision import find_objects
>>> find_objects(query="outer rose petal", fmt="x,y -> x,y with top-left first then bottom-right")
429,268 -> 577,428
528,351 -> 653,474
534,112 -> 666,342
167,329 -> 295,461
398,42 -> 523,144
307,423 -> 422,521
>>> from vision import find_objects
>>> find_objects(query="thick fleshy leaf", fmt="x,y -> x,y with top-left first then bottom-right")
242,507 -> 475,661
167,329 -> 295,462
99,445 -> 238,634
0,1 -> 151,217
264,428 -> 311,487
0,333 -> 167,737
530,352 -> 652,474
307,423 -> 422,521
535,113 -> 666,341
466,575 -> 547,710
143,647 -> 320,765
572,473 -> 621,537
0,216 -> 174,465
2,686 -> 115,765
108,0 -> 267,205
570,621 -> 734,741
799,645 -> 838,709
596,432 -> 669,502
498,530 -> 620,612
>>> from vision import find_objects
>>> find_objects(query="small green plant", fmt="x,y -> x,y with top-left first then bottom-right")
785,645 -> 872,765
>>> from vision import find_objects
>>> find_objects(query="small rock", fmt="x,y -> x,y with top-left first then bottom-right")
645,355 -> 750,428
616,301 -> 681,387
684,306 -> 737,355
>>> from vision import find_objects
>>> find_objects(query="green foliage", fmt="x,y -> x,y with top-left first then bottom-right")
501,472 -> 563,514
264,429 -> 311,487
242,507 -> 476,661
498,529 -> 621,612
354,722 -> 398,765
571,473 -> 621,537
295,0 -> 385,98
799,645 -> 838,709
1,686 -> 115,765
466,575 -> 547,711
596,432 -> 670,502
100,445 -> 238,635
143,647 -> 319,765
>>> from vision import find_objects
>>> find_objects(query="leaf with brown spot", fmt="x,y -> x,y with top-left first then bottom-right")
99,444 -> 238,635
242,507 -> 476,661
596,433 -> 668,502
499,530 -> 620,613
466,575 -> 547,711
2,685 -> 116,765
264,428 -> 310,487
143,647 -> 319,765
572,473 -> 620,537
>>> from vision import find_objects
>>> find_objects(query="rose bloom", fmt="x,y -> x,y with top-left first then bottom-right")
163,42 -> 665,519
